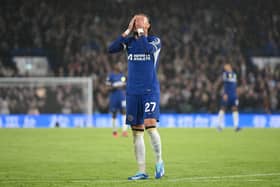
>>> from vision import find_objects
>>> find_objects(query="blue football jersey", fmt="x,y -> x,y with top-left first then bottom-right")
223,71 -> 237,98
108,35 -> 161,95
106,72 -> 126,98
106,72 -> 126,112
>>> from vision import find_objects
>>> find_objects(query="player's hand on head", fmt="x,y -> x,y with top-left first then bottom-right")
122,15 -> 136,37
128,15 -> 137,32
122,14 -> 148,37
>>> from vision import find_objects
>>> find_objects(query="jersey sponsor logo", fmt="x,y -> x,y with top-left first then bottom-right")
128,54 -> 151,61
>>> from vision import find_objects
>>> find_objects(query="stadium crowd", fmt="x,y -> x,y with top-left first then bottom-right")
0,0 -> 280,114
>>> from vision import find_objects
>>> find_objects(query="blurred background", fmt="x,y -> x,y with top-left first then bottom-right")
0,0 -> 279,115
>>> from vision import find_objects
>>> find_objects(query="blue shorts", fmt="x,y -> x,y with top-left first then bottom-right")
126,93 -> 160,125
109,95 -> 126,113
221,97 -> 239,108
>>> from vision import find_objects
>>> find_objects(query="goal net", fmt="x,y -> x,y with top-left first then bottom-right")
0,77 -> 93,126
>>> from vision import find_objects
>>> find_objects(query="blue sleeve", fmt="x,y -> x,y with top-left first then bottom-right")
106,74 -> 112,85
108,36 -> 127,53
223,72 -> 228,80
138,36 -> 161,53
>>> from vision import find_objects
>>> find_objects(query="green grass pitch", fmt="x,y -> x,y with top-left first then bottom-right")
0,128 -> 279,187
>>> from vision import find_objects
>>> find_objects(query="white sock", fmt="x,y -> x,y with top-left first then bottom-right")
112,118 -> 117,132
147,128 -> 163,164
133,132 -> 146,173
122,115 -> 127,132
233,111 -> 239,128
218,110 -> 225,128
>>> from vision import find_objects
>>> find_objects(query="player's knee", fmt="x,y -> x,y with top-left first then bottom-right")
220,106 -> 226,112
144,119 -> 157,133
131,125 -> 144,135
112,112 -> 117,118
121,110 -> 126,115
232,107 -> 238,112
144,118 -> 157,125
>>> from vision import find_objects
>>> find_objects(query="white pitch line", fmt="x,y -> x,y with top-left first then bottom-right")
0,172 -> 279,184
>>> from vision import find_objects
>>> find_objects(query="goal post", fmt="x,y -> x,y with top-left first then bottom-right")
0,77 -> 93,126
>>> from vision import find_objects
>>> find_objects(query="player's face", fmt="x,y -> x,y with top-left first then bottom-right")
114,63 -> 122,72
224,64 -> 232,72
134,15 -> 150,31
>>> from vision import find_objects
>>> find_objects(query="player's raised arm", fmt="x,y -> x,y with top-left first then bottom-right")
122,16 -> 136,37
108,16 -> 136,53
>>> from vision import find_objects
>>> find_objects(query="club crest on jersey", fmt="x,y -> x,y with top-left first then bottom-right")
127,115 -> 134,121
127,54 -> 151,61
